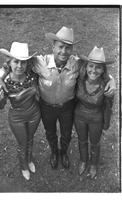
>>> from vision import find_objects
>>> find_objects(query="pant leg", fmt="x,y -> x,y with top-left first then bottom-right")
26,114 -> 41,163
59,101 -> 75,155
41,102 -> 58,154
89,122 -> 103,165
8,120 -> 28,170
74,116 -> 88,162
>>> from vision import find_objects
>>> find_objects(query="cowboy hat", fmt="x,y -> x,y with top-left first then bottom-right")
45,26 -> 81,45
80,46 -> 114,64
0,42 -> 37,60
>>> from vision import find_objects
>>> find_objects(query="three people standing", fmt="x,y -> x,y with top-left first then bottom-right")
0,26 -> 116,180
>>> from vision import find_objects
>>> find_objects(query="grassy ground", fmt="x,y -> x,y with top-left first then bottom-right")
0,7 -> 120,192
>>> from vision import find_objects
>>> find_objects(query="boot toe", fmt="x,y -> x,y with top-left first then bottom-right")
28,162 -> 36,173
89,165 -> 97,179
22,169 -> 30,180
78,161 -> 86,175
61,154 -> 70,169
50,153 -> 58,169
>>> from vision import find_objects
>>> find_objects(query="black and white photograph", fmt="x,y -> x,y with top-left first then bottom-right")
0,5 -> 120,194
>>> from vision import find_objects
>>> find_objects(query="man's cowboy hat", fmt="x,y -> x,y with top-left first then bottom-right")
0,42 -> 37,60
80,46 -> 114,64
45,26 -> 81,45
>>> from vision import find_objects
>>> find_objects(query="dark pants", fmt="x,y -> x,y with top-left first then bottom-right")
8,104 -> 41,170
40,99 -> 75,155
74,116 -> 103,165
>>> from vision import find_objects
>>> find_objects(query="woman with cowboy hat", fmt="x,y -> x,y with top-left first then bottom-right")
74,46 -> 114,179
0,42 -> 41,180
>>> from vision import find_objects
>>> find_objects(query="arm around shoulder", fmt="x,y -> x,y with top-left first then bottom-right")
104,74 -> 116,97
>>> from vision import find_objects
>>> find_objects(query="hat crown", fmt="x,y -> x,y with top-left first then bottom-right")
88,46 -> 105,63
56,26 -> 74,43
10,42 -> 29,58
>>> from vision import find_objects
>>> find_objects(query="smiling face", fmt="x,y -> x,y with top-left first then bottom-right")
53,41 -> 73,66
10,58 -> 27,76
86,62 -> 104,81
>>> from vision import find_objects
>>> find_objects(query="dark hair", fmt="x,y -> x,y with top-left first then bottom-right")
79,60 -> 109,83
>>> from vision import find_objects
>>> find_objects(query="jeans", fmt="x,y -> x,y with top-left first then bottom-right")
74,115 -> 103,165
40,98 -> 75,154
8,102 -> 41,170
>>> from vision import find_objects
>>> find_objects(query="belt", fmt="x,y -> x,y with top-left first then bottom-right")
40,98 -> 74,108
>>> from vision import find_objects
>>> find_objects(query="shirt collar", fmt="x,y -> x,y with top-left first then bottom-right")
46,54 -> 78,70
64,55 -> 78,70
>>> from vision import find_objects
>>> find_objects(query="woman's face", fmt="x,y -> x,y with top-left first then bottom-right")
86,62 -> 104,81
10,58 -> 27,76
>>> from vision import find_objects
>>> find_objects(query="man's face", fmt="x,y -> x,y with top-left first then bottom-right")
53,41 -> 73,65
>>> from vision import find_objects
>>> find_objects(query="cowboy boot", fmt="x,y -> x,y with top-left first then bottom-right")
46,133 -> 59,169
50,142 -> 59,169
17,145 -> 30,180
60,137 -> 70,169
27,139 -> 35,173
89,143 -> 100,178
78,140 -> 88,175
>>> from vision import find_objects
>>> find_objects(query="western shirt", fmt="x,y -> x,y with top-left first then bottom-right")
33,54 -> 80,105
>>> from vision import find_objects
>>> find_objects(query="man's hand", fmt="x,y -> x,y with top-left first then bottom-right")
0,78 -> 8,93
104,75 -> 116,97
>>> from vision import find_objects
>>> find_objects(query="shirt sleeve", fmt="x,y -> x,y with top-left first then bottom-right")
32,55 -> 50,78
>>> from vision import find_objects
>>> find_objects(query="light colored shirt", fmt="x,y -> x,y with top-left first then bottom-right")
33,54 -> 80,104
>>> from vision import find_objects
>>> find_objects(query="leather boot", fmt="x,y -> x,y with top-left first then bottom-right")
78,140 -> 88,175
78,161 -> 86,175
89,165 -> 97,179
17,145 -> 28,170
89,143 -> 100,178
60,137 -> 70,169
50,152 -> 59,169
17,146 -> 30,180
90,143 -> 100,165
60,152 -> 70,169
27,139 -> 35,173
48,140 -> 59,169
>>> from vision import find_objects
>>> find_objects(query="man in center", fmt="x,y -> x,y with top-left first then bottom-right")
33,26 -> 115,170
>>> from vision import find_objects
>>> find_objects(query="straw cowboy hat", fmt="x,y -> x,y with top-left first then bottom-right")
0,42 -> 37,60
80,46 -> 114,64
45,26 -> 81,45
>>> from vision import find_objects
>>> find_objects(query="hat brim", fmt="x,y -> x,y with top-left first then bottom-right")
45,33 -> 81,45
80,55 -> 115,65
0,49 -> 37,60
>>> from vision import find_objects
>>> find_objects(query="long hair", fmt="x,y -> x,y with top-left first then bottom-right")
79,60 -> 110,84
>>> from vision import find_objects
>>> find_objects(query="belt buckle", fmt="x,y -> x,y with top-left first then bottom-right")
52,103 -> 63,107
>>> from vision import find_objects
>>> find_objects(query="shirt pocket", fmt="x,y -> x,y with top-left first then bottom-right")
64,73 -> 77,87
